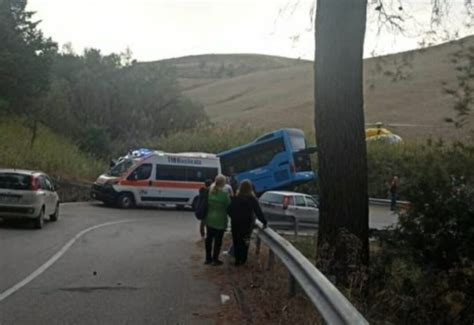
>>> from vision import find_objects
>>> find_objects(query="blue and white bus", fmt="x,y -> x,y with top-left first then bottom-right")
218,128 -> 315,194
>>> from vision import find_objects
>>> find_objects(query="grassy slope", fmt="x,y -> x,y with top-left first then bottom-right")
154,36 -> 474,141
0,114 -> 104,181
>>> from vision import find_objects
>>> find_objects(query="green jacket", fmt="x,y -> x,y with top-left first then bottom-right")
205,189 -> 230,230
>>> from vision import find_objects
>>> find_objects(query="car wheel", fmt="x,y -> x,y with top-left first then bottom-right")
50,204 -> 59,222
34,208 -> 45,229
117,193 -> 134,209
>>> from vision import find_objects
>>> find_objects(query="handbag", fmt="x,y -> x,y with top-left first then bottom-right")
194,189 -> 209,220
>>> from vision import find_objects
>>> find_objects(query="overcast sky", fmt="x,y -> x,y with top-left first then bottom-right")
27,0 -> 472,62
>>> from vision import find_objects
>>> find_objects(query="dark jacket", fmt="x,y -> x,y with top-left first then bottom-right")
227,195 -> 267,230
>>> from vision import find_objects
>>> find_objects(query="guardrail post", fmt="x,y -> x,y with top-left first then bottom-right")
255,236 -> 261,256
288,272 -> 296,297
293,216 -> 299,241
267,249 -> 275,271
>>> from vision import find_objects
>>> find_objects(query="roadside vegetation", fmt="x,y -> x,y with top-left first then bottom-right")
367,141 -> 474,323
0,113 -> 104,181
150,126 -> 264,154
294,141 -> 474,323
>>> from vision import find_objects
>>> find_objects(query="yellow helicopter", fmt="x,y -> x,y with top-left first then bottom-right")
365,122 -> 403,144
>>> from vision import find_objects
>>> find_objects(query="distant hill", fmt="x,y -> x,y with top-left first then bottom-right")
149,36 -> 474,141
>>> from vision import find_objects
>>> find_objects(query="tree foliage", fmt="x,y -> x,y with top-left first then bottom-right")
39,49 -> 208,157
0,0 -> 57,111
370,142 -> 474,323
0,1 -> 208,156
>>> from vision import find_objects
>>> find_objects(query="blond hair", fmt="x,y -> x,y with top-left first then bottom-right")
210,174 -> 227,194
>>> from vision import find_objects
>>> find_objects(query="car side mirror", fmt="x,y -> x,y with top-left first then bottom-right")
53,183 -> 60,191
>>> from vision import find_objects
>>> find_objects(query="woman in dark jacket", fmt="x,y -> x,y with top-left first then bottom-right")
227,180 -> 267,266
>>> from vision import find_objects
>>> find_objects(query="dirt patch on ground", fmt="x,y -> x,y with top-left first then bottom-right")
193,234 -> 322,324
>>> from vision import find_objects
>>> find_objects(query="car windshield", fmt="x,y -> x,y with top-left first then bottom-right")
0,173 -> 31,190
107,159 -> 134,177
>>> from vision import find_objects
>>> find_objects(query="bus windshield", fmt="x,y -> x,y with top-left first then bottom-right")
289,134 -> 306,151
107,159 -> 134,177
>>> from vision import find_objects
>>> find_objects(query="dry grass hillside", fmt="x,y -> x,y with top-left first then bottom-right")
152,36 -> 474,141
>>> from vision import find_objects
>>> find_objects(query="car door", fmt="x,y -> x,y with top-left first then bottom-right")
259,193 -> 284,220
304,195 -> 320,223
44,176 -> 59,210
291,195 -> 317,224
38,176 -> 54,215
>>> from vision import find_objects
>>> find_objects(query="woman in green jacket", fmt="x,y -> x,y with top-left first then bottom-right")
204,174 -> 230,265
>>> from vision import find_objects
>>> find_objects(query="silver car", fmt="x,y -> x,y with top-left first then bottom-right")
259,191 -> 319,226
0,169 -> 60,229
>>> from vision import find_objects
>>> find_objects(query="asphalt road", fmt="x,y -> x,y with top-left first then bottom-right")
0,203 -> 219,325
0,202 -> 397,325
369,204 -> 398,230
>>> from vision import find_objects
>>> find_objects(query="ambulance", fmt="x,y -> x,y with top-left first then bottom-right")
91,149 -> 221,209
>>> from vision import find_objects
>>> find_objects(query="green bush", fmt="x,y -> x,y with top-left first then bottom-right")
0,114 -> 104,181
369,142 -> 474,324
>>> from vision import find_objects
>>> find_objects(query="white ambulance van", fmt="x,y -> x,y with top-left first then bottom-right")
91,149 -> 221,209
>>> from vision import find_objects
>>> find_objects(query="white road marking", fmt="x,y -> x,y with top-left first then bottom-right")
0,219 -> 136,303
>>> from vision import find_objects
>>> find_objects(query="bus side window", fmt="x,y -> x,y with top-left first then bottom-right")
128,164 -> 153,181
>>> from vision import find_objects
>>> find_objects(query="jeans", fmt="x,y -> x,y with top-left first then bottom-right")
232,225 -> 252,264
390,193 -> 397,211
205,226 -> 224,262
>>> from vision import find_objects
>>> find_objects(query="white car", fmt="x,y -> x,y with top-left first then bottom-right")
0,169 -> 60,229
259,191 -> 319,226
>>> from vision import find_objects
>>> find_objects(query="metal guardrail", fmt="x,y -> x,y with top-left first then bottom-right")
254,221 -> 369,325
268,216 -> 317,239
368,198 -> 410,207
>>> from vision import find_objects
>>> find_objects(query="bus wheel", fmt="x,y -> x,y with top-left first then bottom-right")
117,193 -> 134,209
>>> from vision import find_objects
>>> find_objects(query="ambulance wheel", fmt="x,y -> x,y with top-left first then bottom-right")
117,193 -> 135,209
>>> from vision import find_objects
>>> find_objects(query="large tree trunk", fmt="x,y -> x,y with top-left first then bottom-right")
314,0 -> 369,285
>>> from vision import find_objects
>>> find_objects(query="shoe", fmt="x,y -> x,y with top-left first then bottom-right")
212,260 -> 223,266
204,259 -> 212,265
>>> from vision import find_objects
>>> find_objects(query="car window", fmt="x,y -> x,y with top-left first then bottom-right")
260,193 -> 283,204
259,192 -> 271,202
305,196 -> 318,208
128,164 -> 153,180
294,195 -> 306,207
0,173 -> 31,190
44,177 -> 54,191
38,176 -> 51,191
